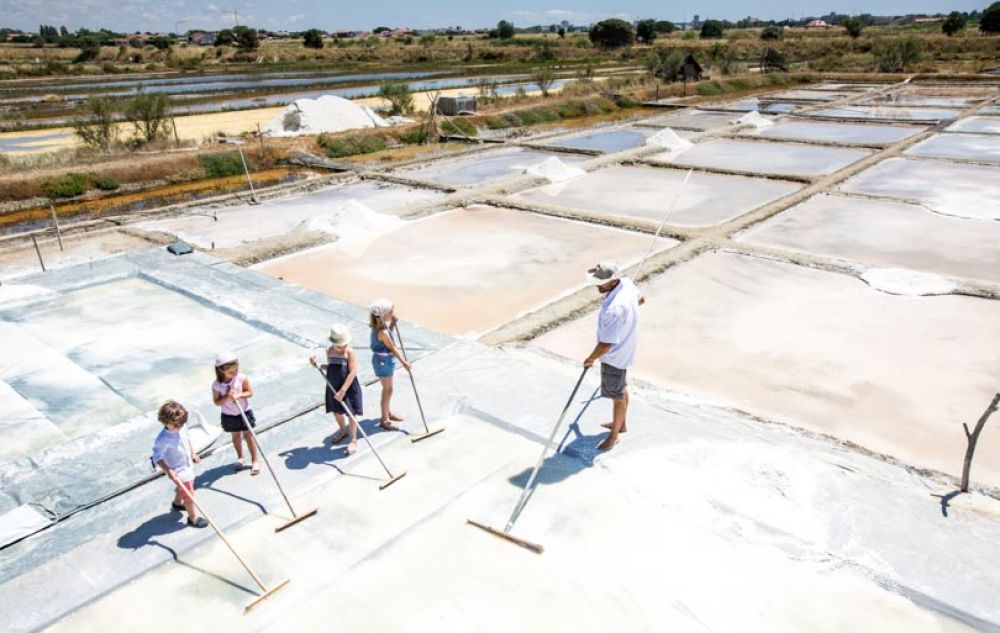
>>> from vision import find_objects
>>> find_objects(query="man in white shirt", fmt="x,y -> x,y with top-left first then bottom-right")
583,262 -> 644,451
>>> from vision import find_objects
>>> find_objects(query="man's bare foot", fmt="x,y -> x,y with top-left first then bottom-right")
389,412 -> 404,422
330,429 -> 348,444
597,436 -> 620,451
600,422 -> 628,433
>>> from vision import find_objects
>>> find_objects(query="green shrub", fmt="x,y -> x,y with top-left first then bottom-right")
199,151 -> 245,177
442,117 -> 478,137
580,100 -> 602,116
557,101 -> 584,118
517,109 -> 542,125
501,112 -> 523,127
484,116 -> 512,129
43,173 -> 88,198
320,135 -> 387,158
89,173 -> 120,191
614,94 -> 639,108
696,80 -> 725,96
398,128 -> 430,144
591,97 -> 618,113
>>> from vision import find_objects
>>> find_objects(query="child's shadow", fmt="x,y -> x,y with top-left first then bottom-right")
195,463 -> 267,515
116,513 -> 255,595
278,418 -> 396,474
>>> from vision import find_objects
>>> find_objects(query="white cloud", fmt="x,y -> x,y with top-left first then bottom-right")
288,13 -> 304,22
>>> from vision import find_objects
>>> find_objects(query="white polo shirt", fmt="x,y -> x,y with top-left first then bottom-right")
151,426 -> 195,482
596,277 -> 641,370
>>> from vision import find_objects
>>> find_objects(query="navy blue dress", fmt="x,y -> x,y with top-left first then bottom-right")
325,353 -> 363,416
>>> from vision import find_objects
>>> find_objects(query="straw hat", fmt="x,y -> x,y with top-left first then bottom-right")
586,262 -> 620,285
369,298 -> 394,317
328,323 -> 351,345
214,350 -> 238,367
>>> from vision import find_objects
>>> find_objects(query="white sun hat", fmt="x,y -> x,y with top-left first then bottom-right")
369,298 -> 394,317
586,262 -> 620,285
328,323 -> 352,345
214,350 -> 238,367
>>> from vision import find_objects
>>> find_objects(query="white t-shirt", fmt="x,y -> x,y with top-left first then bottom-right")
596,277 -> 641,370
151,426 -> 195,482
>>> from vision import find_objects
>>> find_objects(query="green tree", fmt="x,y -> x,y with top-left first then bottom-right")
73,96 -> 118,151
843,16 -> 864,38
942,12 -> 965,35
303,28 -> 324,48
124,90 -> 172,144
636,19 -> 657,43
215,29 -> 234,45
233,26 -> 259,51
588,19 -> 635,48
497,20 -> 515,39
148,35 -> 171,50
760,25 -> 784,40
979,2 -> 1000,33
654,20 -> 677,33
700,20 -> 724,38
373,26 -> 391,34
378,81 -> 414,115
531,66 -> 556,96
558,27 -> 567,38
644,48 -> 684,82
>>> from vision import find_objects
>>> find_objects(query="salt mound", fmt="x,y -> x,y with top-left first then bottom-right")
735,110 -> 774,129
0,283 -> 53,306
645,128 -> 694,152
524,156 -> 586,183
306,199 -> 402,240
861,268 -> 956,296
263,95 -> 388,137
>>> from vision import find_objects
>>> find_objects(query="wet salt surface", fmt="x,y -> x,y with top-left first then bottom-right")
838,157 -> 1000,220
946,116 -> 1000,135
253,205 -> 674,335
702,100 -> 799,113
905,133 -> 1000,163
533,251 -> 1000,486
541,126 -> 657,153
812,106 -> 963,121
510,165 -> 800,227
861,94 -> 979,108
394,148 -> 589,186
748,120 -> 924,145
136,180 -> 443,249
739,194 -> 1000,284
639,109 -> 744,131
650,138 -> 871,177
766,89 -> 855,101
0,277 -> 305,514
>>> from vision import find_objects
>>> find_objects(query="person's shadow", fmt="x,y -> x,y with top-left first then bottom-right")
506,387 -> 602,525
277,417 -> 396,482
116,512 -> 255,595
194,463 -> 267,515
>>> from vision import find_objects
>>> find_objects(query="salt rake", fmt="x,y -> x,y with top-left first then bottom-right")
467,366 -> 591,554
393,323 -> 445,443
633,168 -> 693,283
233,401 -> 318,532
312,366 -> 407,490
174,484 -> 289,612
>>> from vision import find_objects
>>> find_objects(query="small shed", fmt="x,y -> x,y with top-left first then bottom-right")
437,95 -> 477,116
681,54 -> 703,82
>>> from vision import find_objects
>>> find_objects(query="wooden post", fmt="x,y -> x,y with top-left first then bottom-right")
256,122 -> 265,160
49,203 -> 64,252
171,115 -> 181,145
30,235 -> 46,272
961,393 -> 1000,492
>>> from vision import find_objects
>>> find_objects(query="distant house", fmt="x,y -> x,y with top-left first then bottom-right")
189,31 -> 216,46
805,19 -> 831,28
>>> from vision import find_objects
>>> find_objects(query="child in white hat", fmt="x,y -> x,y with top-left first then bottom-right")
369,298 -> 411,430
310,323 -> 361,455
211,351 -> 260,475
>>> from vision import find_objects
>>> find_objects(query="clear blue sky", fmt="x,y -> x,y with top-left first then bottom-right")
0,0 -> 989,33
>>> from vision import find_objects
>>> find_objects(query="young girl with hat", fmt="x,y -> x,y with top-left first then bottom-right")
310,323 -> 362,455
211,351 -> 260,474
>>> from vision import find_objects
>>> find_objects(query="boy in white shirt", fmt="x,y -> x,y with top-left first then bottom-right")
152,400 -> 208,528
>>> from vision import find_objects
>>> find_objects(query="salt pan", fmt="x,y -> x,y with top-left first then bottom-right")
861,268 -> 957,296
0,283 -> 53,306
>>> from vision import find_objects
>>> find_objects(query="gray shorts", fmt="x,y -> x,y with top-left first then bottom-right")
600,363 -> 627,400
